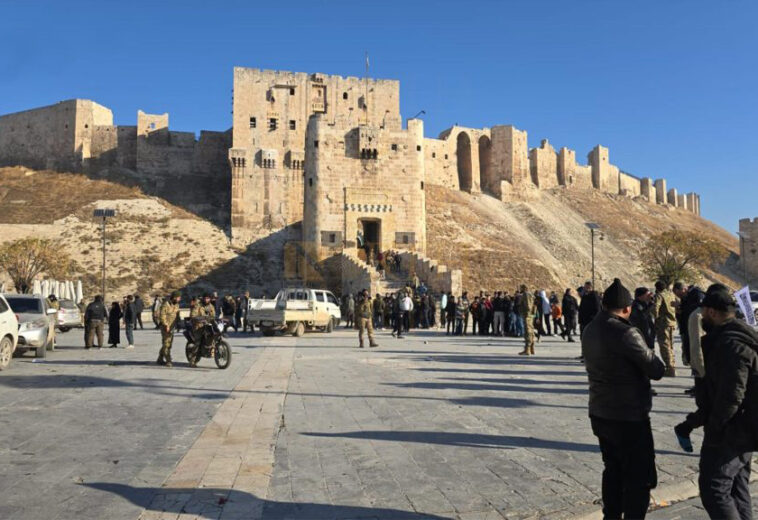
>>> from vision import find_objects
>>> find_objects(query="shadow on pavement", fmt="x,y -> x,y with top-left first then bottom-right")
303,429 -> 600,452
84,482 -> 449,519
387,381 -> 588,395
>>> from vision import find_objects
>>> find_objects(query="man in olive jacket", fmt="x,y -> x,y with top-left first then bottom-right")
582,278 -> 665,520
695,284 -> 758,520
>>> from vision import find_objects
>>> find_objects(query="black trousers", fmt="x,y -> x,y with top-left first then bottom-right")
136,313 -> 144,329
393,311 -> 404,336
699,443 -> 753,520
590,416 -> 656,520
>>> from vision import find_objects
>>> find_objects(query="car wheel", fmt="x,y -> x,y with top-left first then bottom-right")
325,319 -> 334,333
59,327 -> 70,333
293,321 -> 305,337
261,327 -> 276,337
0,337 -> 12,370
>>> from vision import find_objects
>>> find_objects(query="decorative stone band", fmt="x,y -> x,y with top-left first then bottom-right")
344,203 -> 393,213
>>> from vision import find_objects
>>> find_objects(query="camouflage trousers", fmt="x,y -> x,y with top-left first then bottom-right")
523,319 -> 535,354
159,327 -> 174,361
357,317 -> 375,347
656,326 -> 676,376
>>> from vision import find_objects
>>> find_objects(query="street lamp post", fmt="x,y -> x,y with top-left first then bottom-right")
585,222 -> 601,288
93,209 -> 116,301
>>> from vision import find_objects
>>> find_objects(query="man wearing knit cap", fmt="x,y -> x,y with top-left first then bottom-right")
582,278 -> 665,519
693,284 -> 758,520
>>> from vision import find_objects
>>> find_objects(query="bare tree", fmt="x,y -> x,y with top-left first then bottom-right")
0,238 -> 76,293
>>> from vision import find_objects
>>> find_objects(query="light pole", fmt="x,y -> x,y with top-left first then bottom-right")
585,222 -> 601,289
93,209 -> 116,301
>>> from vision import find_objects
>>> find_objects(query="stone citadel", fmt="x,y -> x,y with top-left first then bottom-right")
0,67 -> 703,294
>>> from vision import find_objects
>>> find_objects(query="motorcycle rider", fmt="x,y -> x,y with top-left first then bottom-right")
189,293 -> 216,367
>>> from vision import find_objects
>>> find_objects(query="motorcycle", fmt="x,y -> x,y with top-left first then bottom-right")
183,318 -> 232,369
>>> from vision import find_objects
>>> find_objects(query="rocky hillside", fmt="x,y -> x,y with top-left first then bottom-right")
0,166 -> 740,299
426,184 -> 739,293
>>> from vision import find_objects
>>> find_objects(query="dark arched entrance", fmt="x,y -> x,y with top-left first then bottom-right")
456,132 -> 472,193
478,135 -> 492,195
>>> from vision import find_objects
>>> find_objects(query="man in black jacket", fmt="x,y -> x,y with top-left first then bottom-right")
579,281 -> 602,338
695,285 -> 758,520
673,282 -> 705,366
630,287 -> 655,350
84,295 -> 108,349
582,278 -> 665,519
133,294 -> 145,330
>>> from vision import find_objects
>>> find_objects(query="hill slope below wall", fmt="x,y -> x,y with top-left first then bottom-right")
425,184 -> 739,292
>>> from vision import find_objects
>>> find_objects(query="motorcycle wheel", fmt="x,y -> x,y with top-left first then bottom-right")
214,340 -> 232,369
186,342 -> 199,364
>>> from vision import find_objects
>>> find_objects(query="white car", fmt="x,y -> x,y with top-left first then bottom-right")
250,288 -> 342,336
3,294 -> 57,358
0,295 -> 19,370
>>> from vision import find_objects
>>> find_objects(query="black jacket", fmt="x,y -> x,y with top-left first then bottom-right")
562,295 -> 578,322
85,301 -> 108,321
582,311 -> 665,421
134,296 -> 144,314
630,299 -> 655,349
124,302 -> 136,325
678,287 -> 705,353
578,291 -> 602,327
700,318 -> 758,448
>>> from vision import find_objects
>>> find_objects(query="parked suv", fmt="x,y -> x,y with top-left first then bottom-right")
3,294 -> 56,358
57,298 -> 82,332
0,294 -> 19,370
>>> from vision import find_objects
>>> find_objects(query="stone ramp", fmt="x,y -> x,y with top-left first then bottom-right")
138,345 -> 295,520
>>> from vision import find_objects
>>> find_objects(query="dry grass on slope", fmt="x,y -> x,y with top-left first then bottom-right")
425,184 -> 739,294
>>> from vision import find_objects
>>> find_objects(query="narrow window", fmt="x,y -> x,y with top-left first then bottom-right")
289,120 -> 296,130
309,178 -> 313,187
391,144 -> 398,151
249,117 -> 256,128
289,88 -> 295,95
342,92 -> 348,100
444,154 -> 448,160
421,181 -> 425,190
416,145 -> 421,151
329,233 -> 336,243
314,140 -> 319,148
84,124 -> 89,129
269,118 -> 277,131
432,152 -> 436,158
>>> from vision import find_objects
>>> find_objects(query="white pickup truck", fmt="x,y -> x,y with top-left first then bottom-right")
249,288 -> 342,337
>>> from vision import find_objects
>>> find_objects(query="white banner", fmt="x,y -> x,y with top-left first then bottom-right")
734,285 -> 756,327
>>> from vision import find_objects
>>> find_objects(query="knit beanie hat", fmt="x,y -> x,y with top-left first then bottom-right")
602,278 -> 633,309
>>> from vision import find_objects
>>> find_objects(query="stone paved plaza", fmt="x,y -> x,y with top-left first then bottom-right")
0,325 -> 753,519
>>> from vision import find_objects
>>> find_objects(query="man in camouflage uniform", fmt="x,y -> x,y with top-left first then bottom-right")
356,289 -> 378,348
518,285 -> 536,355
157,291 -> 181,367
653,280 -> 678,377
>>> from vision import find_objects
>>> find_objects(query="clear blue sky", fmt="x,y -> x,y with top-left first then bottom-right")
2,1 -> 755,233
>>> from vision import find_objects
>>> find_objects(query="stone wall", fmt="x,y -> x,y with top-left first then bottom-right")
529,139 -> 558,189
739,218 -> 758,286
397,251 -> 462,296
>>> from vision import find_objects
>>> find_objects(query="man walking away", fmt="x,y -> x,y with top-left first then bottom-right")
654,281 -> 678,377
158,291 -> 181,367
445,296 -> 456,335
356,289 -> 378,348
562,288 -> 579,343
440,292 -> 448,330
582,278 -> 665,519
84,295 -> 107,349
579,281 -> 602,339
133,294 -> 145,330
695,285 -> 758,520
392,291 -> 405,339
518,285 -> 535,355
673,281 -> 705,367
123,295 -> 136,349
630,287 -> 656,350
493,291 -> 505,336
